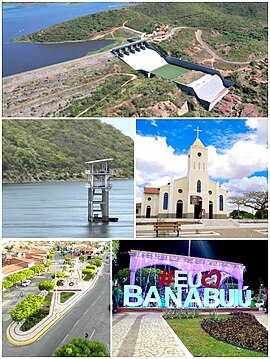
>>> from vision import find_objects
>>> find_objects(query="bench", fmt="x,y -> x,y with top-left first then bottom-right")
153,221 -> 181,237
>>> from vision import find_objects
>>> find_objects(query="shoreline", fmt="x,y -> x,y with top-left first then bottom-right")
3,49 -> 113,80
2,177 -> 133,185
14,37 -> 115,45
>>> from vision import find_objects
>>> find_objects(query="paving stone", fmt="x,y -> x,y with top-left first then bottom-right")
112,312 -> 188,357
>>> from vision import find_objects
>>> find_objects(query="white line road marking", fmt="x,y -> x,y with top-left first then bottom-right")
62,333 -> 69,343
74,319 -> 80,327
89,330 -> 95,339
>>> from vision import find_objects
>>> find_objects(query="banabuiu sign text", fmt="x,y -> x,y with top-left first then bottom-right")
124,269 -> 252,308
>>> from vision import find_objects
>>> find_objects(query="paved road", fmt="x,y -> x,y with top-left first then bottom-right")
2,258 -> 110,357
195,29 -> 264,65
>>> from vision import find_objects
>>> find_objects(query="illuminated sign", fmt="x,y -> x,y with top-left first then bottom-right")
123,269 -> 251,309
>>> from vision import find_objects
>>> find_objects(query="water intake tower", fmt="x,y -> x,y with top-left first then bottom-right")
85,158 -> 116,223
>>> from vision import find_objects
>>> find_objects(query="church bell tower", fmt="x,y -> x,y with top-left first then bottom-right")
187,127 -> 209,218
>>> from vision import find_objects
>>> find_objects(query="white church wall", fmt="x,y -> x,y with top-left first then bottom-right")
141,193 -> 159,217
140,133 -> 228,219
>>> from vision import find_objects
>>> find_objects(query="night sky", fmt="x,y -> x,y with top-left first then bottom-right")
113,240 -> 268,292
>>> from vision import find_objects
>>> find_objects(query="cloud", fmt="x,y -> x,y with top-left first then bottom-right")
222,176 -> 268,197
136,134 -> 187,180
208,140 -> 268,180
136,184 -> 143,203
245,119 -> 268,144
223,176 -> 268,214
136,120 -> 268,199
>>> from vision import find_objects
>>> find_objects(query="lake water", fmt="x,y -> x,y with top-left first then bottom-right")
2,180 -> 134,238
3,2 -> 130,76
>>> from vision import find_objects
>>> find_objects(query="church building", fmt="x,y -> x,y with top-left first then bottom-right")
139,128 -> 228,219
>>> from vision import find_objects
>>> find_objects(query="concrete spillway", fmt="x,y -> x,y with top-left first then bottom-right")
112,39 -> 167,72
121,47 -> 167,72
112,39 -> 233,111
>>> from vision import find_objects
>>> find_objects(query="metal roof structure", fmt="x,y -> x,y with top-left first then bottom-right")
85,158 -> 113,164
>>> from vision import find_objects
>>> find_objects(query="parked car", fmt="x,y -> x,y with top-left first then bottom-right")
21,279 -> 32,287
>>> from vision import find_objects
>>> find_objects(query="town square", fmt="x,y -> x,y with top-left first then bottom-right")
112,240 -> 268,357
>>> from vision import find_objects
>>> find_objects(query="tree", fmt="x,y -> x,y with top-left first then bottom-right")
65,257 -> 71,263
6,269 -> 34,284
4,244 -> 15,257
52,272 -> 66,279
53,338 -> 109,357
228,196 -> 246,218
82,268 -> 95,280
47,251 -> 55,259
114,267 -> 163,287
45,261 -> 52,268
86,264 -> 97,270
79,255 -> 88,262
112,240 -> 119,261
31,264 -> 45,274
38,280 -> 55,291
95,258 -> 102,267
10,294 -> 45,322
229,210 -> 254,219
2,279 -> 13,289
255,209 -> 268,219
243,190 -> 268,219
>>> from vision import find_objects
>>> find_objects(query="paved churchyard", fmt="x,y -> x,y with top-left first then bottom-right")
136,219 -> 268,238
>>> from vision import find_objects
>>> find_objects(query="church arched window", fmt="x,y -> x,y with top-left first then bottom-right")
219,195 -> 224,211
163,192 -> 169,210
197,180 -> 201,193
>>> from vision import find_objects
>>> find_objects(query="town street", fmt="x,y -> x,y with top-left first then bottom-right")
2,254 -> 110,357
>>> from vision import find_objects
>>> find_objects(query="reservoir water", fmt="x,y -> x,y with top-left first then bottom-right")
3,2 -> 130,76
2,180 -> 134,238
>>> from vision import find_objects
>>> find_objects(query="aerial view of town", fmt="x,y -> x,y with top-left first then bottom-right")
2,241 -> 110,357
2,2 -> 268,117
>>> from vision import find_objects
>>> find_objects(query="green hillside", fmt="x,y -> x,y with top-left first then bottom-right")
16,2 -> 267,44
2,120 -> 134,183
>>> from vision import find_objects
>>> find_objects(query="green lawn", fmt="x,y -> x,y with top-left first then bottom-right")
60,291 -> 75,303
152,64 -> 189,80
167,316 -> 267,357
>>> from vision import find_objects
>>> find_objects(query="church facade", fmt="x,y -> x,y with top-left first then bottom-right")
139,131 -> 228,219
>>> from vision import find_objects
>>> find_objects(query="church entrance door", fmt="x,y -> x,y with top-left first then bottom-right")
176,200 -> 183,218
194,198 -> 202,219
209,201 -> 213,219
146,205 -> 151,218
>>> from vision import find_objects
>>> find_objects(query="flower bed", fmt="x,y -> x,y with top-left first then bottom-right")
201,312 -> 268,354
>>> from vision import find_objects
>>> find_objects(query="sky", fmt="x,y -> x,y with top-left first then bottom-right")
136,119 -> 268,213
113,240 -> 268,292
100,118 -> 134,139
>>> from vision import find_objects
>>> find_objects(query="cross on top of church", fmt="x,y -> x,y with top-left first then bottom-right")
194,126 -> 202,139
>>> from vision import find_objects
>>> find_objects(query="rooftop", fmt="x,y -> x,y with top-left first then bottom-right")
144,187 -> 160,194
85,158 -> 113,164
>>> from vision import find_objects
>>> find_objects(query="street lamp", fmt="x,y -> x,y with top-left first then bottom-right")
188,240 -> 191,257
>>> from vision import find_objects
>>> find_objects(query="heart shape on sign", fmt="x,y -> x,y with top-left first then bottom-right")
201,269 -> 221,289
